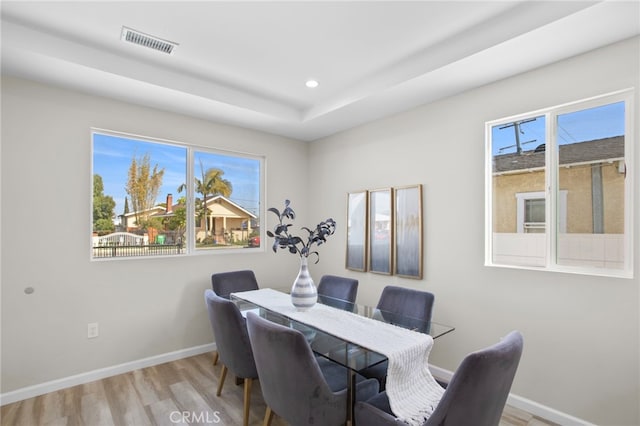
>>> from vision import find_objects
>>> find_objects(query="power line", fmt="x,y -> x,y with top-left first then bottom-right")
557,124 -> 577,144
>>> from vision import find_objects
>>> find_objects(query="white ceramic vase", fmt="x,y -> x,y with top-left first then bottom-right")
290,257 -> 317,310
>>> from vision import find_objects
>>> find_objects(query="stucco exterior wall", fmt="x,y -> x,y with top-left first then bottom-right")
493,160 -> 625,234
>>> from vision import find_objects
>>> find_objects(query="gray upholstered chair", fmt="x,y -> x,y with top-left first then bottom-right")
210,269 -> 259,298
210,270 -> 259,366
361,285 -> 435,389
245,311 -> 379,426
317,274 -> 358,302
317,274 -> 359,310
375,285 -> 435,330
204,290 -> 258,426
354,331 -> 524,426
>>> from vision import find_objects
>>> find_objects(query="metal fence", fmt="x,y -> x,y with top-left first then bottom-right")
92,244 -> 183,258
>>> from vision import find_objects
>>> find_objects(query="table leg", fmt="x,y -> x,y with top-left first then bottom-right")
347,368 -> 356,426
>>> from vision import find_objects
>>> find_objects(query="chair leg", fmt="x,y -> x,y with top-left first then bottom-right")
243,378 -> 252,426
216,364 -> 227,396
263,406 -> 274,426
212,351 -> 219,366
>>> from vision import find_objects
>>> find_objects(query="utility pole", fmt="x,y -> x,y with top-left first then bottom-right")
499,118 -> 536,155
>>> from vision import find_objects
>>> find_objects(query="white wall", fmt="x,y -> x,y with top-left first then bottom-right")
308,37 -> 640,425
0,76 -> 310,392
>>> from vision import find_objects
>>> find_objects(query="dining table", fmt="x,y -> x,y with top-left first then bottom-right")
230,288 -> 454,426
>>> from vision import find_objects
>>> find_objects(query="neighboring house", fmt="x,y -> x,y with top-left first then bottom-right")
198,195 -> 257,244
121,193 -> 257,245
120,204 -> 167,231
492,136 -> 625,268
492,135 -> 625,234
118,194 -> 179,243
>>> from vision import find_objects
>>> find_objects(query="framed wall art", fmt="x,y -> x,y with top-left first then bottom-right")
394,184 -> 423,279
346,191 -> 368,271
368,188 -> 393,275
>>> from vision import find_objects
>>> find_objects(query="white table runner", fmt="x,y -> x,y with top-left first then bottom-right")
233,288 -> 444,425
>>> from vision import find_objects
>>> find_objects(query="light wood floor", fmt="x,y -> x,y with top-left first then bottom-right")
1,353 -> 558,426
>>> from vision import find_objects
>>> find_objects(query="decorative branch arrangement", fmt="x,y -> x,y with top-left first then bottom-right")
267,199 -> 336,263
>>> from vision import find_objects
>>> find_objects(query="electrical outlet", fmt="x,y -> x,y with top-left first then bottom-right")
88,322 -> 99,339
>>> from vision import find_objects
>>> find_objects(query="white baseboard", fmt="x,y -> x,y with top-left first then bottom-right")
0,343 -> 216,406
428,364 -> 596,426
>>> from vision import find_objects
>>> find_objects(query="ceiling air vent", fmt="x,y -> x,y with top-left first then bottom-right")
121,26 -> 178,55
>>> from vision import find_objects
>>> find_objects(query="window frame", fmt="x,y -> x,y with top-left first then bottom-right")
485,90 -> 634,278
90,128 -> 265,261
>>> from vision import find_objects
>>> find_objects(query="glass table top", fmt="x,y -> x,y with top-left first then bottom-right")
231,290 -> 454,373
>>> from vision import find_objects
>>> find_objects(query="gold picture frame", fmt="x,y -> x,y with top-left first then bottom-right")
368,188 -> 393,275
394,184 -> 423,279
346,191 -> 368,271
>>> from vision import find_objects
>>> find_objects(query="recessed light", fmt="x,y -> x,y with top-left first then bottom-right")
305,80 -> 319,88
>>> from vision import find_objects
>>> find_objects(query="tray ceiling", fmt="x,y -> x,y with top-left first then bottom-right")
2,1 -> 639,141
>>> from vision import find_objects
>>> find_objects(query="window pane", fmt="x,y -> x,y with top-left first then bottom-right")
491,116 -> 546,266
192,151 -> 261,251
525,199 -> 545,223
556,102 -> 625,269
92,132 -> 187,258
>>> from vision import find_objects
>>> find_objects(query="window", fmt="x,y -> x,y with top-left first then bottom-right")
516,191 -> 567,234
486,91 -> 633,277
191,150 -> 261,252
91,130 -> 263,259
517,192 -> 546,233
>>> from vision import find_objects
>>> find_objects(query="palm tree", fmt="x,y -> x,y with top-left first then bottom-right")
178,160 -> 233,236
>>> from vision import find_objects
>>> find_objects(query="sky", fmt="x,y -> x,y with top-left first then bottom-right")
491,101 -> 625,156
93,133 -> 261,220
